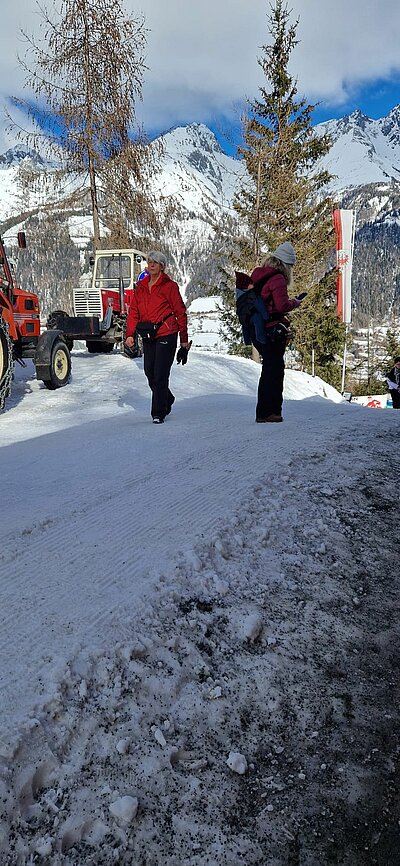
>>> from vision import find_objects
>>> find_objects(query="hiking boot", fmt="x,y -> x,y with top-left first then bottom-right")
256,414 -> 283,423
153,417 -> 164,424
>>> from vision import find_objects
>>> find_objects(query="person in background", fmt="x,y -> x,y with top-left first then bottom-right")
386,357 -> 400,409
125,251 -> 190,424
250,241 -> 306,423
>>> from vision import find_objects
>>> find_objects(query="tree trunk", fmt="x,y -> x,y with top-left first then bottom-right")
81,0 -> 101,247
253,149 -> 262,261
88,154 -> 101,248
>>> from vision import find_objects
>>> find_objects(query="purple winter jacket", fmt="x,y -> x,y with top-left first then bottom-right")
250,265 -> 300,329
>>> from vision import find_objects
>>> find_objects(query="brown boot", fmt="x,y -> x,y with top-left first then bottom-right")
255,414 -> 283,423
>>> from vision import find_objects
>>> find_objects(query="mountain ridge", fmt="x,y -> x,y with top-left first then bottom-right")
1,108 -> 400,320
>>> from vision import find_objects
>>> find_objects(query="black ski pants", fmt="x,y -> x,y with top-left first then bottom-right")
143,332 -> 178,419
253,335 -> 285,419
391,389 -> 400,409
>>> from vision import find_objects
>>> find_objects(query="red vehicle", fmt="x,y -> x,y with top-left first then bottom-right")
0,232 -> 71,410
47,247 -> 146,356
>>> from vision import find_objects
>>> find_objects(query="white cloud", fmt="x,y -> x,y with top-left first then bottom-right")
294,0 -> 400,104
0,0 -> 400,149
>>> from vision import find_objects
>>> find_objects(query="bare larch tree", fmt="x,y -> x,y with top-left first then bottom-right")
13,0 -> 156,248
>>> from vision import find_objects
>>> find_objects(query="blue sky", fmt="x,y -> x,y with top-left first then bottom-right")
313,77 -> 400,125
1,0 -> 400,156
137,0 -> 400,156
156,77 -> 400,157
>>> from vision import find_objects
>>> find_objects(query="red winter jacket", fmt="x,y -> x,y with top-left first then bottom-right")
126,272 -> 188,344
250,265 -> 300,329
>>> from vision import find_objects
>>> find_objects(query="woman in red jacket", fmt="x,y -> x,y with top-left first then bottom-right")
250,242 -> 305,423
125,251 -> 190,424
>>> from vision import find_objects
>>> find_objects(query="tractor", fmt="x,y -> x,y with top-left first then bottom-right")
0,232 -> 71,411
47,247 -> 146,356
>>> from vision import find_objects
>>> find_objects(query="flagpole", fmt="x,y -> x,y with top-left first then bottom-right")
341,324 -> 348,393
333,207 -> 355,395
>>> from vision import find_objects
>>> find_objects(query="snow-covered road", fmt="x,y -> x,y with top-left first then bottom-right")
1,349 -> 399,865
0,351 -> 345,739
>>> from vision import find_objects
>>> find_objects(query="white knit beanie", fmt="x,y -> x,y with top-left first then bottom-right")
271,242 -> 296,265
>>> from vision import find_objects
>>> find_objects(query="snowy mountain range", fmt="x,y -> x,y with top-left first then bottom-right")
1,108 -> 400,319
313,108 -> 400,322
150,124 -> 245,298
315,105 -> 400,188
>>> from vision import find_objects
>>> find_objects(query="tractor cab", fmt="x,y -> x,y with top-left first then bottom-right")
73,248 -> 146,320
48,245 -> 147,358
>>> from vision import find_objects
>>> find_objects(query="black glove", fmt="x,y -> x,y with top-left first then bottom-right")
176,346 -> 189,365
123,342 -> 137,359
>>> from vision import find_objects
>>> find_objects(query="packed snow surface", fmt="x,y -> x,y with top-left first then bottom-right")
0,349 -> 399,865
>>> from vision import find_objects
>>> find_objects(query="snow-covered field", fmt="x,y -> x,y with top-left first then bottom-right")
1,349 -> 399,865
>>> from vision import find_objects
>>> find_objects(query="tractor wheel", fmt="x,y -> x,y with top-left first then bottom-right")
42,340 -> 71,390
46,310 -> 73,351
86,341 -> 114,354
0,316 -> 14,410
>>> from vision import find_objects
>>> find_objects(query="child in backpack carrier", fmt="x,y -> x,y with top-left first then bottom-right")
235,272 -> 271,345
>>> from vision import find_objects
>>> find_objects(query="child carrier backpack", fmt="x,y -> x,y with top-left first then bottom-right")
235,271 -> 270,345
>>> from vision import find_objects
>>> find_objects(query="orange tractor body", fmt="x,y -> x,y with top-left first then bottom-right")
0,232 -> 71,410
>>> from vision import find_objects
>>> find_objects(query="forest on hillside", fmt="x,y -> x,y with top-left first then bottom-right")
3,176 -> 400,326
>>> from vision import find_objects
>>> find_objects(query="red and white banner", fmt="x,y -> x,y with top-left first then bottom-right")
333,209 -> 355,324
352,394 -> 391,409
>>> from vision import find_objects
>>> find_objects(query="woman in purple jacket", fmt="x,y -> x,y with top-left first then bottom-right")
250,242 -> 305,423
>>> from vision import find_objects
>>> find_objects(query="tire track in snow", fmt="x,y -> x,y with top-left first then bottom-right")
0,383 -> 370,740
0,421 -> 276,735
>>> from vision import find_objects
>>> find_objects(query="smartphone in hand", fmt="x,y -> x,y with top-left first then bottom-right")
296,292 -> 307,301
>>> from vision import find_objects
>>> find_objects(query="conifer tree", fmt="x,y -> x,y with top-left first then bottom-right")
221,0 -> 345,381
292,269 -> 344,388
384,328 -> 400,370
13,0 -> 157,248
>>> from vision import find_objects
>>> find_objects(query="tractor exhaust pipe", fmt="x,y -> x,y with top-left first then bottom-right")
118,254 -> 125,315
